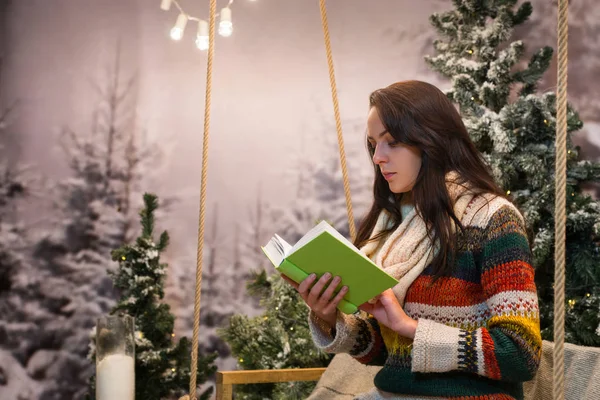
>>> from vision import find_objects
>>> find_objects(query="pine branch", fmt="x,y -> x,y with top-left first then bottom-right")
141,193 -> 158,238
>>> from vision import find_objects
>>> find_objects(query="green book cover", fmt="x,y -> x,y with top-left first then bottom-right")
261,220 -> 398,314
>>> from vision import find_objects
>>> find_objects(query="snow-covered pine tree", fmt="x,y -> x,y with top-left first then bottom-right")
425,0 -> 600,345
0,52 -> 28,318
218,120 -> 372,400
0,50 -> 49,398
30,49 -> 167,399
86,193 -> 217,400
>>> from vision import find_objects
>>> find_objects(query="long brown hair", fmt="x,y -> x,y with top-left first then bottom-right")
354,80 -> 506,279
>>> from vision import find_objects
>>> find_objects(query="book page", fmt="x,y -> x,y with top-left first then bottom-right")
274,234 -> 293,256
262,237 -> 285,267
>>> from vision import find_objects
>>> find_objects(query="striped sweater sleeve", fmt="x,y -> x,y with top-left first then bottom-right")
308,310 -> 388,366
411,206 -> 542,382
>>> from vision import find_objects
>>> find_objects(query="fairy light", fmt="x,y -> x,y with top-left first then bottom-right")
195,20 -> 209,50
219,7 -> 233,37
170,13 -> 188,41
160,0 -> 173,11
161,0 -> 247,50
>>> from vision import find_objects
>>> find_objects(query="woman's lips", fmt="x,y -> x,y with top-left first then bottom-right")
383,172 -> 396,181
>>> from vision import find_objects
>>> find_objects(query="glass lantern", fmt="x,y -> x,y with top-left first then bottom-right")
95,315 -> 135,400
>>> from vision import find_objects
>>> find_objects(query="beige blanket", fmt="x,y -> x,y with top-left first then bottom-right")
306,341 -> 600,400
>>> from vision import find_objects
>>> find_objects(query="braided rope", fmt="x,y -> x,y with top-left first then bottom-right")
188,0 -> 217,399
553,0 -> 569,399
318,0 -> 356,241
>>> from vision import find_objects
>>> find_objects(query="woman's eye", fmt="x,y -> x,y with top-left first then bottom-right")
388,141 -> 401,147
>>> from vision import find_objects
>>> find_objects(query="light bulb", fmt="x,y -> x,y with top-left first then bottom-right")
219,7 -> 233,37
160,0 -> 172,11
170,13 -> 188,41
196,20 -> 209,50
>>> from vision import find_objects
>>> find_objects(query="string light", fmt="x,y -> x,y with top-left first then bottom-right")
239,358 -> 244,363
171,333 -> 175,337
219,7 -> 233,37
121,256 -> 126,260
160,0 -> 172,11
586,293 -> 591,297
195,20 -> 209,50
506,190 -> 511,195
466,49 -> 473,54
170,13 -> 188,41
160,0 -> 249,50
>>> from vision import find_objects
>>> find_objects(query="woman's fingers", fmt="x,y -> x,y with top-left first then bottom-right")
297,273 -> 317,296
286,272 -> 348,317
323,285 -> 348,314
318,276 -> 341,306
307,273 -> 332,305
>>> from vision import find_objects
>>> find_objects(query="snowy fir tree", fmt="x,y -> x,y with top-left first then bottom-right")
0,53 -> 45,398
28,49 -> 168,399
86,193 -> 217,400
425,0 -> 600,345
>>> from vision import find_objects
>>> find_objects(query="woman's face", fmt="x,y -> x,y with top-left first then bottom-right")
366,107 -> 422,194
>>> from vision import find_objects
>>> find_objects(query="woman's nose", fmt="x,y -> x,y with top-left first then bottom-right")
372,145 -> 386,165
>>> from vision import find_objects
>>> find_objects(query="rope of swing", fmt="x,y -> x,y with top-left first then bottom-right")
318,0 -> 356,241
187,0 -> 217,398
553,0 -> 569,398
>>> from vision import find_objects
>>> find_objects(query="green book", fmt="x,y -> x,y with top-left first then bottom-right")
261,220 -> 399,315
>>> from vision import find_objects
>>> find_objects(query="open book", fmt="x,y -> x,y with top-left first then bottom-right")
261,220 -> 398,314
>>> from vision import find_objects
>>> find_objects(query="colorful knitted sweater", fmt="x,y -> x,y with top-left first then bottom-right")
309,196 -> 542,399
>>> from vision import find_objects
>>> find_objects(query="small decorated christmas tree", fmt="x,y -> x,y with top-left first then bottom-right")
87,193 -> 217,399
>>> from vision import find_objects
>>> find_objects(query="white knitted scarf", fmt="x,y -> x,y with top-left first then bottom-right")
360,171 -> 477,306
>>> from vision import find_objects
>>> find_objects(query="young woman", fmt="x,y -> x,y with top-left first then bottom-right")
282,80 -> 541,399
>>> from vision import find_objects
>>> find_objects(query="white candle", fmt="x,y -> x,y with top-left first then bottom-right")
96,354 -> 135,400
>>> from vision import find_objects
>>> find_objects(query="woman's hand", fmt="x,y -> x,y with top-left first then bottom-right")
359,289 -> 418,339
281,273 -> 348,328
